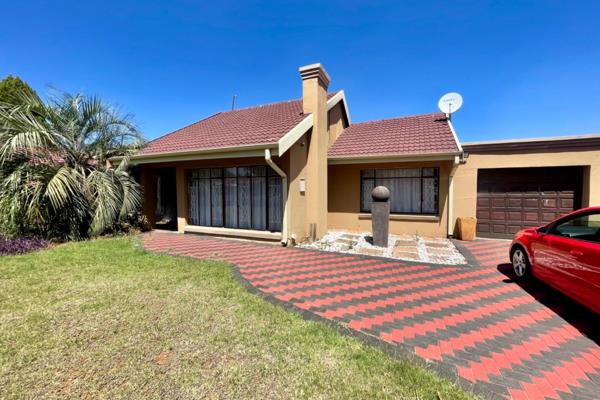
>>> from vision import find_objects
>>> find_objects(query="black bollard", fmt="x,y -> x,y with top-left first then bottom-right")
371,186 -> 390,247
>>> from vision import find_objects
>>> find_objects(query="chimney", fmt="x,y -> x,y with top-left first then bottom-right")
299,63 -> 330,238
299,63 -> 330,114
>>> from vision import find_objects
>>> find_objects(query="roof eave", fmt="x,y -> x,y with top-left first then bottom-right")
121,142 -> 279,165
277,114 -> 313,155
462,133 -> 600,154
328,151 -> 461,165
447,119 -> 463,153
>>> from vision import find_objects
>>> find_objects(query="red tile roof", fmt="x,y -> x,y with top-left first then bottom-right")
328,112 -> 460,158
137,99 -> 307,156
137,93 -> 339,157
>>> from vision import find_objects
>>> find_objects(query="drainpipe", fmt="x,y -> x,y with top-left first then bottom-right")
447,155 -> 460,238
265,149 -> 288,246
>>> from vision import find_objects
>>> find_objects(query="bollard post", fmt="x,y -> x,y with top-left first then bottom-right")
371,186 -> 390,247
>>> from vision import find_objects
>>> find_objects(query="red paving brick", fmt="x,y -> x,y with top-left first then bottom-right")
142,232 -> 600,400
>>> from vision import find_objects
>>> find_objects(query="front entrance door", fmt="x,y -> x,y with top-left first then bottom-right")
154,168 -> 177,231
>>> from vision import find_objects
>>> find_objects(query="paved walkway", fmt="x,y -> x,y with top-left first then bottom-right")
456,239 -> 514,268
142,232 -> 600,400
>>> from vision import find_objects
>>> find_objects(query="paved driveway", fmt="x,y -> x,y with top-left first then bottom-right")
142,232 -> 600,400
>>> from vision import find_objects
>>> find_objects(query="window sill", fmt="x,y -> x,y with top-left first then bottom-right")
358,213 -> 440,222
185,225 -> 282,241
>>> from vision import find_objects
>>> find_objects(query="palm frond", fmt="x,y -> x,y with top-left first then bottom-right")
0,87 -> 145,239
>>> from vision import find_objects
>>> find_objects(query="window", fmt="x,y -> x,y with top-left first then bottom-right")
360,167 -> 439,215
188,166 -> 283,231
551,212 -> 600,243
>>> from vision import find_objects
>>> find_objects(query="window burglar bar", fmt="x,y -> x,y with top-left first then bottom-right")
188,166 -> 283,232
360,167 -> 439,215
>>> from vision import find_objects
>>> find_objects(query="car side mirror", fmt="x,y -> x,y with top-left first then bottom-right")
537,226 -> 548,235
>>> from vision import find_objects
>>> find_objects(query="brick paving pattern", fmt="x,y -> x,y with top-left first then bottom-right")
143,232 -> 600,400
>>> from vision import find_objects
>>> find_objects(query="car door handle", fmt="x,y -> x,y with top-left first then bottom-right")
569,250 -> 583,257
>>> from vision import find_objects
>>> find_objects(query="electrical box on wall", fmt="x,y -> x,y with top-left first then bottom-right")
299,178 -> 306,194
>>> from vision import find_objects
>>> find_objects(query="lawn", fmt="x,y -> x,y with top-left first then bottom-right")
0,237 -> 473,399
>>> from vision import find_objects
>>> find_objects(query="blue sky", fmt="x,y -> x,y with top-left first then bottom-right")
1,1 -> 599,142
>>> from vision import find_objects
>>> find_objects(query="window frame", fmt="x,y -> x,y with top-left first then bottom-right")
187,166 -> 282,232
360,167 -> 440,216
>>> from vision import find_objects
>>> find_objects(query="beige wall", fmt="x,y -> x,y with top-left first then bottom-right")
452,150 -> 600,233
328,160 -> 453,237
328,102 -> 347,147
282,132 -> 309,242
279,100 -> 348,242
301,68 -> 329,238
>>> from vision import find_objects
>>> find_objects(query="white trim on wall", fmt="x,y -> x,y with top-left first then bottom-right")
327,90 -> 351,124
277,114 -> 313,155
447,119 -> 463,153
277,90 -> 351,156
129,148 -> 273,165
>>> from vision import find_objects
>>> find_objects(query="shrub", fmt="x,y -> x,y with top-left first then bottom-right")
0,90 -> 144,240
0,236 -> 49,256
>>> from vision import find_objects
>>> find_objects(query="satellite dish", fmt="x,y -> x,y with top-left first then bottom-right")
438,92 -> 463,115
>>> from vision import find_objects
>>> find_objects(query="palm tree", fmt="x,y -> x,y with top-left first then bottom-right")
0,89 -> 144,240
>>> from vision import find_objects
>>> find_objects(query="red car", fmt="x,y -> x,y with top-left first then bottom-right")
510,206 -> 600,314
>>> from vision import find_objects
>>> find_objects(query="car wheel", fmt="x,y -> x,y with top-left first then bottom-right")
511,247 -> 530,279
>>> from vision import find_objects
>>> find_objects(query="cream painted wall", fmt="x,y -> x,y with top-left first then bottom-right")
302,73 -> 329,238
451,150 -> 600,234
283,132 -> 309,242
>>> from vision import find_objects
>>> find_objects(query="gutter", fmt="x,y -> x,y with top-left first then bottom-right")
113,143 -> 277,165
462,132 -> 600,147
328,152 -> 460,165
264,149 -> 288,246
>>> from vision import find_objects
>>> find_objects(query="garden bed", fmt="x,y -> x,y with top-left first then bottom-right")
0,236 -> 50,256
299,231 -> 467,265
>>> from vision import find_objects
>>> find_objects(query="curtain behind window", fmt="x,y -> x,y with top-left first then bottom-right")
189,169 -> 211,226
361,167 -> 438,215
188,166 -> 282,231
224,168 -> 238,228
268,176 -> 283,231
238,168 -> 252,229
251,166 -> 267,230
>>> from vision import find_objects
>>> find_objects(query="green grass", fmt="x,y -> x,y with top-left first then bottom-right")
0,237 -> 474,399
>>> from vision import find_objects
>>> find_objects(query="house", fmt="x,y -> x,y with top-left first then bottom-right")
131,63 -> 600,243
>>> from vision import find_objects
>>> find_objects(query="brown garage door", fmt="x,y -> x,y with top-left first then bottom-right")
476,167 -> 583,239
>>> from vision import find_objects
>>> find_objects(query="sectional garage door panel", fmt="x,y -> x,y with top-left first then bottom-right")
476,167 -> 582,239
